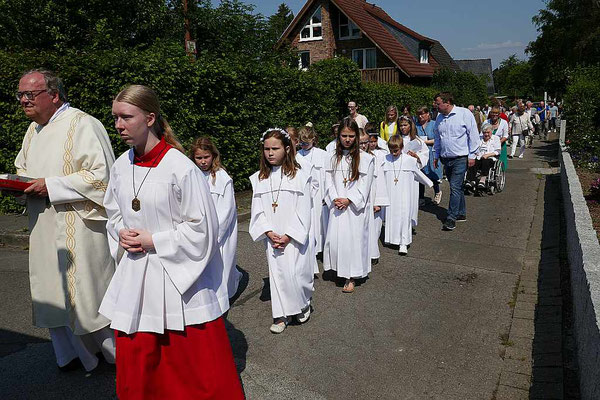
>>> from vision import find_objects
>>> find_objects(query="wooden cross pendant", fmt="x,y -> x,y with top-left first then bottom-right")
343,178 -> 348,187
272,202 -> 278,213
394,178 -> 398,185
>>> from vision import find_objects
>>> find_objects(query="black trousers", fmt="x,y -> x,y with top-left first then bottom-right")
466,158 -> 494,181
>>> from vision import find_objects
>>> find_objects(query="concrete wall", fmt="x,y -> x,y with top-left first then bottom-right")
560,136 -> 600,399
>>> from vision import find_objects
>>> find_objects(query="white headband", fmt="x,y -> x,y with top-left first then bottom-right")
260,127 -> 291,142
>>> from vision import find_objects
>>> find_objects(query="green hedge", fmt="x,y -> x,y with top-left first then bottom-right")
563,66 -> 600,171
1,43 -> 452,213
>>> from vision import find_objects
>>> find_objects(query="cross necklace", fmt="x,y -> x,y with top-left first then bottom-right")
340,155 -> 351,187
131,144 -> 167,212
392,154 -> 400,185
269,167 -> 284,213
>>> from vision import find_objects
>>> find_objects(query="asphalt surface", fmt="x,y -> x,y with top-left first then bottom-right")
0,139 -> 559,399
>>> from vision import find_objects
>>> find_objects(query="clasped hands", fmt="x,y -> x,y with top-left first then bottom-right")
266,231 -> 291,249
333,197 -> 350,210
119,228 -> 155,254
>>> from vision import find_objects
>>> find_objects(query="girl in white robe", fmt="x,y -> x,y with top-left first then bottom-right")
383,135 -> 433,255
323,117 -> 375,293
99,85 -> 243,400
190,137 -> 242,300
399,116 -> 429,229
364,125 -> 390,264
249,128 -> 314,334
297,126 -> 329,255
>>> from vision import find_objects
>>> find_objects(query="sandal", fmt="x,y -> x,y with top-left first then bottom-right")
342,279 -> 355,293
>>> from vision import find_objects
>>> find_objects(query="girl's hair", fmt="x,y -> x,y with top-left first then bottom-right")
335,117 -> 361,182
114,85 -> 185,153
259,129 -> 299,180
388,134 -> 404,152
360,131 -> 372,155
189,137 -> 224,183
298,125 -> 317,145
385,105 -> 398,123
286,126 -> 298,143
398,116 -> 417,140
364,121 -> 379,135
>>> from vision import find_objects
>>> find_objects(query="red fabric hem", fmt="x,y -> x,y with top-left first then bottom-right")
116,318 -> 244,400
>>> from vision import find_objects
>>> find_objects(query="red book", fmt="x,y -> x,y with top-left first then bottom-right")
0,174 -> 34,192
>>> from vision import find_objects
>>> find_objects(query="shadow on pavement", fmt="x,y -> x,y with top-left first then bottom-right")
530,172 -> 580,398
0,328 -> 48,357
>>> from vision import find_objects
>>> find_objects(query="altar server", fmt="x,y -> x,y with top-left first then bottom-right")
190,137 -> 242,299
323,117 -> 375,293
249,128 -> 314,334
383,135 -> 433,255
99,85 -> 243,400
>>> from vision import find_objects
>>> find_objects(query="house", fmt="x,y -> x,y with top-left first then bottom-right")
455,59 -> 495,95
277,0 -> 459,85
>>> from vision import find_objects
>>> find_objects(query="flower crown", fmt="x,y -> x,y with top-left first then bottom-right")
260,127 -> 291,142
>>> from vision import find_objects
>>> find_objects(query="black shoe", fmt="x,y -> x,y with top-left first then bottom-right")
442,219 -> 456,231
508,155 -> 513,159
58,358 -> 83,372
412,227 -> 417,235
477,182 -> 485,190
456,215 -> 467,222
371,258 -> 379,265
464,181 -> 473,189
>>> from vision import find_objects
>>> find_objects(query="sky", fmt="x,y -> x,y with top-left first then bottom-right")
215,0 -> 547,69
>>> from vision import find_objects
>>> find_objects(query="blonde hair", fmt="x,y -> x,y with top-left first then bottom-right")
388,134 -> 404,151
298,125 -> 317,145
114,85 -> 184,153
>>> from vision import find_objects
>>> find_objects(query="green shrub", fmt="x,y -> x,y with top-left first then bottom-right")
563,65 -> 600,171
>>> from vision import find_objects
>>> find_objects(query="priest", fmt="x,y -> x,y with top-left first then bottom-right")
13,69 -> 116,371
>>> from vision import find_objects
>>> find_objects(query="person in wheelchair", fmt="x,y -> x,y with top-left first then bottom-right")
465,123 -> 501,192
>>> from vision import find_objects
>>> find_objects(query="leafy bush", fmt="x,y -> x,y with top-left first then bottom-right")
432,68 -> 488,107
563,65 -> 600,171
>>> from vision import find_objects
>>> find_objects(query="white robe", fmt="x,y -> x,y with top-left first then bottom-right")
248,166 -> 314,319
297,147 -> 328,254
325,139 -> 337,153
402,135 -> 429,227
369,151 -> 389,260
14,107 -> 116,335
295,155 -> 320,274
99,149 -> 228,334
383,154 -> 433,246
202,169 -> 242,299
323,152 -> 375,279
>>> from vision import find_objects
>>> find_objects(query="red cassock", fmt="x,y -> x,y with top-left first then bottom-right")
116,317 -> 244,400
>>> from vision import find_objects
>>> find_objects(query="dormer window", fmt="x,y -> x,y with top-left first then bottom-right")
419,48 -> 429,64
339,13 -> 360,39
300,6 -> 322,41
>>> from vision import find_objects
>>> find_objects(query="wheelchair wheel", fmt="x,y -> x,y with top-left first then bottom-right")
495,164 -> 506,192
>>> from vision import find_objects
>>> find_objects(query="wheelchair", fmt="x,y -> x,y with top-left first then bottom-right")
463,157 -> 506,195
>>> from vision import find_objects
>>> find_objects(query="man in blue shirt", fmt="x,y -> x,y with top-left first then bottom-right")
433,92 -> 481,231
536,101 -> 547,139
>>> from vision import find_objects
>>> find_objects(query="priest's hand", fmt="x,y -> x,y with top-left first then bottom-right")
23,178 -> 48,197
119,229 -> 143,253
131,229 -> 155,252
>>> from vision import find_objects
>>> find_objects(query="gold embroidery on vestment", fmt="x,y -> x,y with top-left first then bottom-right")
62,112 -> 85,176
64,205 -> 78,319
77,170 -> 108,192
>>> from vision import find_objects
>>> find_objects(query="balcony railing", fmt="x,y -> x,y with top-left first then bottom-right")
361,67 -> 400,85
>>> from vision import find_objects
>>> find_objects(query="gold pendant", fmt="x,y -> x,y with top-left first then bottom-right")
272,202 -> 278,213
343,178 -> 348,187
132,197 -> 141,212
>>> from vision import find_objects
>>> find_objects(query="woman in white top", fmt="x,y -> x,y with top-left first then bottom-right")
100,85 -> 243,399
509,102 -> 534,159
465,123 -> 502,191
190,137 -> 242,300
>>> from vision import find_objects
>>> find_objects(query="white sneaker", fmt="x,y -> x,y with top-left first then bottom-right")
297,303 -> 311,324
433,191 -> 442,205
270,318 -> 288,334
399,245 -> 408,255
518,154 -> 524,159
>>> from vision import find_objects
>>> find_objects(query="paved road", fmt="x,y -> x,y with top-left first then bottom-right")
0,140 -> 559,399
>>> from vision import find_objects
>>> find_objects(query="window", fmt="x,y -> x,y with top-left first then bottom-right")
299,51 -> 310,70
300,6 -> 322,41
352,48 -> 376,69
419,48 -> 429,64
339,13 -> 360,39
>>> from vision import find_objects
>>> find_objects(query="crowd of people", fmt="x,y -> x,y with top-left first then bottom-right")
9,67 -> 559,399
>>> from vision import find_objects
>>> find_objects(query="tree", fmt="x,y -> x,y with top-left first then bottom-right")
526,0 -> 600,96
493,55 -> 536,99
431,68 -> 488,106
267,3 -> 294,43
